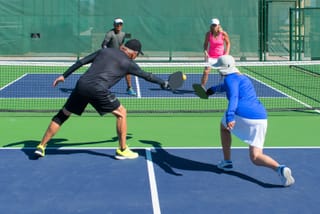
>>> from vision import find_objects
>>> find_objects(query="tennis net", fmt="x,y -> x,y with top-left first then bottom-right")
1,61 -> 320,113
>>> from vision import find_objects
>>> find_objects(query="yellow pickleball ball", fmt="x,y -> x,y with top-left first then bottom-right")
182,74 -> 187,80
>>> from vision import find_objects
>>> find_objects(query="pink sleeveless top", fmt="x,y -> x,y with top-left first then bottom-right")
208,32 -> 225,58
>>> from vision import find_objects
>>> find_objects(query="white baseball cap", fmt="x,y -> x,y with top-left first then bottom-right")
114,18 -> 123,24
211,18 -> 220,25
211,55 -> 239,75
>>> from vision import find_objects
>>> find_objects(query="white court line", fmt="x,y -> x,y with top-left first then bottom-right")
0,73 -> 28,91
135,76 -> 142,98
146,148 -> 161,214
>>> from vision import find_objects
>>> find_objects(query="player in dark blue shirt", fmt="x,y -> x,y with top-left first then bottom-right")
35,39 -> 168,160
207,55 -> 294,186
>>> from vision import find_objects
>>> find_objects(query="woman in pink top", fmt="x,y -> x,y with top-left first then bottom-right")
201,18 -> 230,87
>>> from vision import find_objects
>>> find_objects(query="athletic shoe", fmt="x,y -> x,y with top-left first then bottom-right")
278,165 -> 295,186
34,145 -> 45,157
115,147 -> 139,160
217,160 -> 233,171
127,87 -> 137,96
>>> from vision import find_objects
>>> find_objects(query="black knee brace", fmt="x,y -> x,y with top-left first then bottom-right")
52,110 -> 70,125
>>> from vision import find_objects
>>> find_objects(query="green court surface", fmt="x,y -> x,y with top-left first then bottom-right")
1,111 -> 320,149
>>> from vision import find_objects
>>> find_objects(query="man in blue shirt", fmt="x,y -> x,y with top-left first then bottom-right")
206,55 -> 295,187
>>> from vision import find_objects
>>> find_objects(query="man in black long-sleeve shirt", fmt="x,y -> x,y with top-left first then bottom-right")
35,39 -> 168,160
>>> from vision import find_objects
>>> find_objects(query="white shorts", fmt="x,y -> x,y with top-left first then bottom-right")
221,114 -> 268,149
206,57 -> 218,68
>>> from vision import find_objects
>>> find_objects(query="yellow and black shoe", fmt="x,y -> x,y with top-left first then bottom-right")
34,145 -> 46,157
115,147 -> 138,160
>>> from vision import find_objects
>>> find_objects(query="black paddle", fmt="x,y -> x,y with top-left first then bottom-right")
192,84 -> 208,99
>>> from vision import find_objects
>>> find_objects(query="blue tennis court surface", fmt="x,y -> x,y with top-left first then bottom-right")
1,147 -> 319,214
0,73 -> 286,98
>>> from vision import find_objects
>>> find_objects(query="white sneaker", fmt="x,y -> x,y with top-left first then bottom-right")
278,165 -> 295,187
217,160 -> 233,171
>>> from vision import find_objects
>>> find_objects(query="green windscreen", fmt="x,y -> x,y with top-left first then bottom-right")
0,0 -> 259,60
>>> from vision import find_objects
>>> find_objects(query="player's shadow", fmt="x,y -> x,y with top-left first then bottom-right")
148,88 -> 194,94
59,88 -> 74,93
3,135 -> 133,160
138,140 -> 283,188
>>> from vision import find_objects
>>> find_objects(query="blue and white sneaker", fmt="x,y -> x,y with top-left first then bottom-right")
217,160 -> 233,171
127,87 -> 137,96
278,165 -> 295,187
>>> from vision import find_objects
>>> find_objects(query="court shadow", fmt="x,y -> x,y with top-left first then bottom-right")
44,148 -> 116,159
3,135 -> 130,160
148,88 -> 195,94
138,140 -> 283,188
4,138 -> 68,160
59,88 -> 74,93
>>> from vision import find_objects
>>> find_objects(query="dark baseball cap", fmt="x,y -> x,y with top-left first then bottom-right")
125,39 -> 144,55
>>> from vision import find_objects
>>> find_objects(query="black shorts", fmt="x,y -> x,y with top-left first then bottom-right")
64,88 -> 120,116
